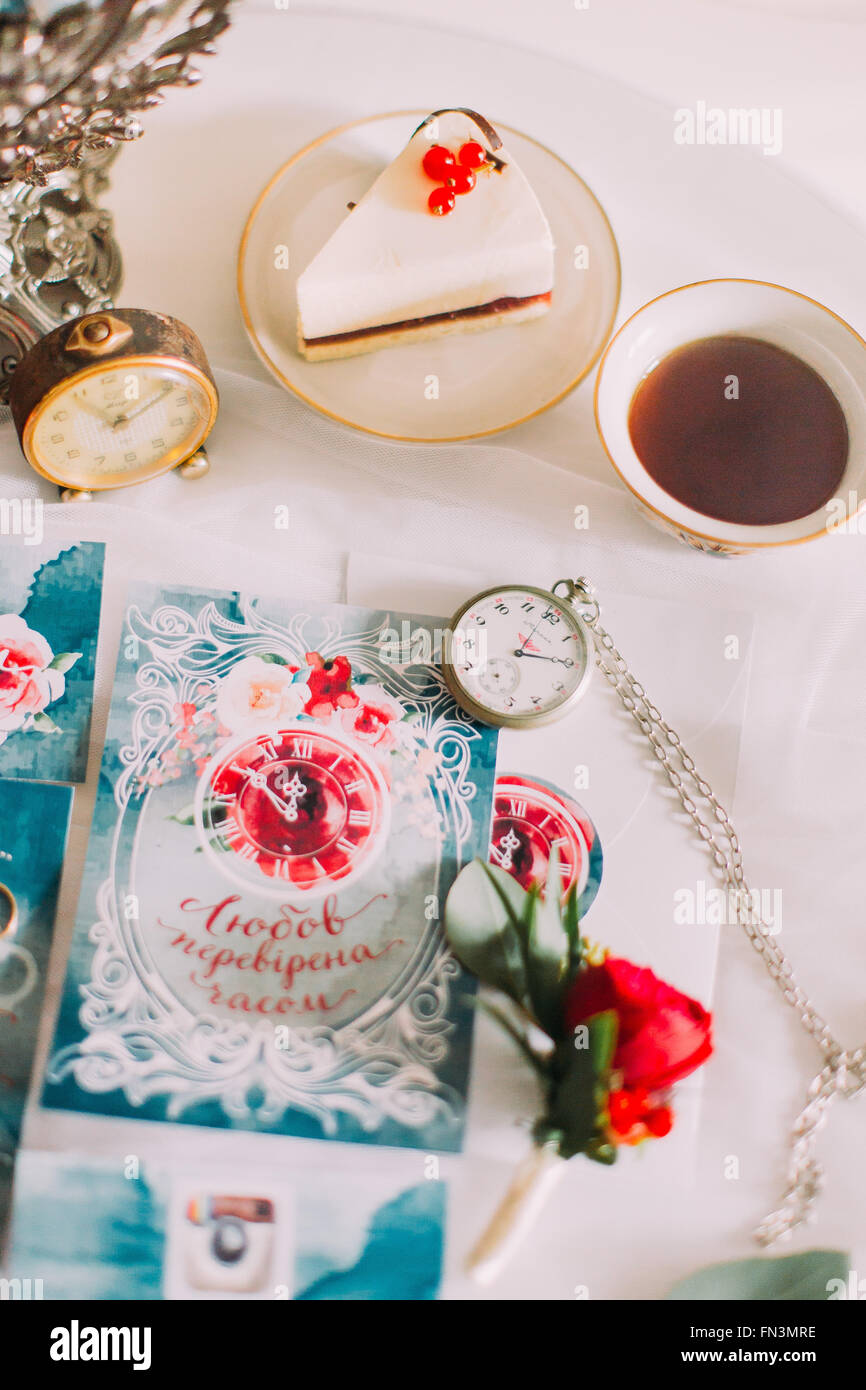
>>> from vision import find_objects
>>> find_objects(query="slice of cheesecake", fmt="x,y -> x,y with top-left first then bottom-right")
296,109 -> 555,361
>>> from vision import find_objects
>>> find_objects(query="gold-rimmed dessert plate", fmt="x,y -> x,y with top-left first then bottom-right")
237,110 -> 621,443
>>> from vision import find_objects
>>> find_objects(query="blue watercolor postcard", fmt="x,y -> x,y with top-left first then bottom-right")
0,779 -> 72,1239
0,541 -> 105,783
43,583 -> 498,1150
7,1149 -> 446,1300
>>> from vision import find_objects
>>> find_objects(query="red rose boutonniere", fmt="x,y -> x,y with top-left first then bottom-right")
444,850 -> 713,1282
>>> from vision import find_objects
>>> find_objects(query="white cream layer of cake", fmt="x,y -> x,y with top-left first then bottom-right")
296,111 -> 555,346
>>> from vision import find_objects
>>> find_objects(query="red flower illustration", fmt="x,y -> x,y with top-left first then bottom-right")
174,702 -> 197,729
303,651 -> 359,719
339,683 -> 402,751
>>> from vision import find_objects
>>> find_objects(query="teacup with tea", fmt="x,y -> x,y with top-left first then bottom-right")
595,279 -> 866,553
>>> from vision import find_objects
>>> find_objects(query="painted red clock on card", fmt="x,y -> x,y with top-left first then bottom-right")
489,773 -> 603,917
194,723 -> 390,899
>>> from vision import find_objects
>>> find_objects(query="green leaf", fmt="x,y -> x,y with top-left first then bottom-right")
562,882 -> 582,968
170,796 -> 228,827
545,1008 -> 618,1159
524,845 -> 571,1034
31,711 -> 61,734
585,1138 -> 617,1165
533,1121 -> 565,1150
481,859 -> 533,932
47,650 -> 81,674
444,859 -> 528,1004
259,652 -> 288,665
665,1250 -> 851,1302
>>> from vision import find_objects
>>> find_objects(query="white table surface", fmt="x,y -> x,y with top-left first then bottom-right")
8,0 -> 866,1300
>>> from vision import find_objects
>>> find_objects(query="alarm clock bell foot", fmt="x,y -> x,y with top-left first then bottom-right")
59,487 -> 94,503
176,448 -> 210,480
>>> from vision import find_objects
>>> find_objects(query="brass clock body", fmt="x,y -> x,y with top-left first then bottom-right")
9,308 -> 219,499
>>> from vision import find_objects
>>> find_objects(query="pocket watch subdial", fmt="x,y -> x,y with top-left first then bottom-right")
477,656 -> 519,695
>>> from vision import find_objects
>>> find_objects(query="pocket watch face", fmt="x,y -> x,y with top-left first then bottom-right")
194,724 -> 391,900
25,358 -> 216,490
445,586 -> 592,727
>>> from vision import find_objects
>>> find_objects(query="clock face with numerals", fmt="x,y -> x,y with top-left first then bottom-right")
442,585 -> 593,729
194,724 -> 391,900
25,358 -> 215,491
488,774 -> 603,916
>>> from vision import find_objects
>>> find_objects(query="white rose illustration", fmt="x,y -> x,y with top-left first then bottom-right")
216,656 -> 309,734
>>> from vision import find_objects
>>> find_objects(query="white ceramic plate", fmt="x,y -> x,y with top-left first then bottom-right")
237,110 -> 621,442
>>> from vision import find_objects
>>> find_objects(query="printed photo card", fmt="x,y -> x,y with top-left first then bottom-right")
0,541 -> 105,784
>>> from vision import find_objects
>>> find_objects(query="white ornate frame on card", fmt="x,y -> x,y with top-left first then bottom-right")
47,597 -> 493,1144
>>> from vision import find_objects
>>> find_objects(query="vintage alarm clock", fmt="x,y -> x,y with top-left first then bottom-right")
441,580 -> 595,729
9,308 -> 218,500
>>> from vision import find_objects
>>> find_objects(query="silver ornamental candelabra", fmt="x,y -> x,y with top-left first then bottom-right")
0,0 -> 235,401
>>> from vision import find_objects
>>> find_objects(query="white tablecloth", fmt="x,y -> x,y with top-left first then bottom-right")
7,0 -> 866,1299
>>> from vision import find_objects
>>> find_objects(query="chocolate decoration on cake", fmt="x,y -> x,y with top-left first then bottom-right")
412,108 -> 504,154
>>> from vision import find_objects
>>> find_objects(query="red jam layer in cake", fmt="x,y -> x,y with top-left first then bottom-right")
302,290 -> 553,348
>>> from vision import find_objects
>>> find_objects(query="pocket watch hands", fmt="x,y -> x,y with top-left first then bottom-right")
516,617 -> 544,654
512,650 -> 574,666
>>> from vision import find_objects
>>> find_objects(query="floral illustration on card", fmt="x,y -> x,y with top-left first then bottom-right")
0,542 -> 104,783
46,585 -> 498,1152
0,613 -> 81,745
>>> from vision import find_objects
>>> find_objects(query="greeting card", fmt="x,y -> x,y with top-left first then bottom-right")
0,541 -> 105,783
7,1149 -> 446,1300
0,779 -> 72,1237
44,584 -> 498,1150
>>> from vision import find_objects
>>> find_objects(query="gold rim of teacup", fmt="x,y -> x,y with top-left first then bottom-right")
594,278 -> 866,551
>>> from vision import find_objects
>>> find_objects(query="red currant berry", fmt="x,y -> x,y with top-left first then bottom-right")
447,166 -> 476,195
422,145 -> 456,181
459,140 -> 487,169
428,186 -> 456,216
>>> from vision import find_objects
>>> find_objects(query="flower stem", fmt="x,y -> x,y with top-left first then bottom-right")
465,1141 -> 566,1286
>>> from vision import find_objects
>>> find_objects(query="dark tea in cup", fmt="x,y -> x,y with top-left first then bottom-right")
627,335 -> 849,526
